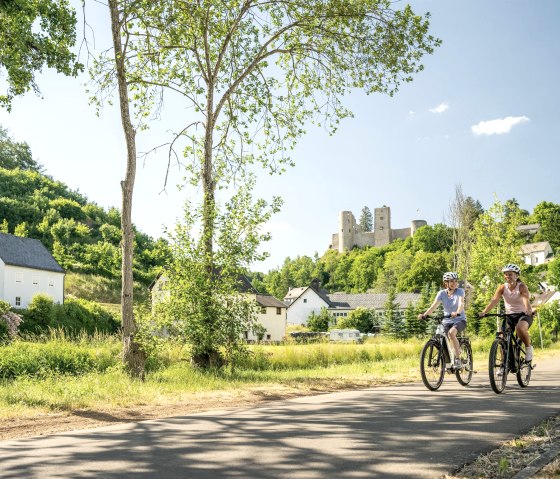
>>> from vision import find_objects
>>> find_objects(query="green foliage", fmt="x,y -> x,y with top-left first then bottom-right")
412,224 -> 453,253
537,301 -> 560,342
307,307 -> 332,332
0,335 -> 120,380
18,296 -> 119,335
532,201 -> 560,251
548,258 -> 560,290
0,0 -> 82,110
382,289 -> 406,339
469,198 -> 527,303
358,206 -> 373,232
0,166 -> 167,284
0,126 -> 42,171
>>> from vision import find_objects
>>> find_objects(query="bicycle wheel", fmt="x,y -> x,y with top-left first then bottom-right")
489,339 -> 508,394
516,347 -> 532,388
456,338 -> 473,386
420,339 -> 445,391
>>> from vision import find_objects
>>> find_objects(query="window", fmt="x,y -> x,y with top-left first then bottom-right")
303,298 -> 307,303
260,307 -> 267,314
15,297 -> 21,307
276,307 -> 281,315
32,274 -> 39,285
266,334 -> 271,340
15,272 -> 23,283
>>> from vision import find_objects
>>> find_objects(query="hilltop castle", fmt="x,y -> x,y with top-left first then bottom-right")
330,206 -> 427,253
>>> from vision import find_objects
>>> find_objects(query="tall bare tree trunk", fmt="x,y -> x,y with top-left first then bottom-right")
109,0 -> 146,377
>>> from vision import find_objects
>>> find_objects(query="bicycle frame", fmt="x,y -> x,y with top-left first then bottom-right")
487,313 -> 533,394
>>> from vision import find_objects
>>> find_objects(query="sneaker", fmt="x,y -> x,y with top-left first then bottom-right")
454,358 -> 462,369
497,368 -> 504,377
525,346 -> 533,362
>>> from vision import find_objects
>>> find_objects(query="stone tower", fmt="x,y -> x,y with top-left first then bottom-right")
373,206 -> 391,247
338,211 -> 357,253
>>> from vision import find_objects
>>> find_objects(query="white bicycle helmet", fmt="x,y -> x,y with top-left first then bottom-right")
442,272 -> 459,281
502,263 -> 521,274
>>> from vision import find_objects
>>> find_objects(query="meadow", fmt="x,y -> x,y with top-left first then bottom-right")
5,332 -> 558,422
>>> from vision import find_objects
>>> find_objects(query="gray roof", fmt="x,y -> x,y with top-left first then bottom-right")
520,242 -> 552,254
0,233 -> 64,273
326,292 -> 420,310
256,294 -> 287,308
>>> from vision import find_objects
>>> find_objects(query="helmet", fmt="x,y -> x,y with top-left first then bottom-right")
502,263 -> 521,274
442,272 -> 459,281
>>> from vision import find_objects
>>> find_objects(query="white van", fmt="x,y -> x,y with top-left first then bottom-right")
329,329 -> 363,343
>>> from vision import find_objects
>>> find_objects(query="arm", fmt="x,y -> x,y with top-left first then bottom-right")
481,285 -> 505,316
519,283 -> 533,315
418,298 -> 441,319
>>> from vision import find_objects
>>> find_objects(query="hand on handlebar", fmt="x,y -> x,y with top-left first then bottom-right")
478,312 -> 487,318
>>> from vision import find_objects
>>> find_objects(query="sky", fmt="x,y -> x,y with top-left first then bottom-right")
1,1 -> 559,273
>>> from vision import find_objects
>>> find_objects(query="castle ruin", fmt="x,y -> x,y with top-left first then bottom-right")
330,206 -> 427,253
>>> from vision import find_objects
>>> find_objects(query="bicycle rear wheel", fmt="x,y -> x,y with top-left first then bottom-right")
489,339 -> 508,394
516,347 -> 532,387
420,339 -> 445,391
456,338 -> 473,386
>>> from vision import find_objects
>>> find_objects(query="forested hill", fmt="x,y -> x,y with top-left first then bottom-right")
0,130 -> 167,285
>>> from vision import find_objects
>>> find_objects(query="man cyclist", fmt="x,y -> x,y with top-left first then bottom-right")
479,263 -> 534,362
419,272 -> 466,369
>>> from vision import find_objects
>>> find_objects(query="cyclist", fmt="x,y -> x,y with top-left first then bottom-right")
479,263 -> 534,362
418,272 -> 466,369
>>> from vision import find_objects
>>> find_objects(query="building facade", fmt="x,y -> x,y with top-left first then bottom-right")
330,206 -> 427,253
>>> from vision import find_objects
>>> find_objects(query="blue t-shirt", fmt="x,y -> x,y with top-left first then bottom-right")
436,288 -> 466,323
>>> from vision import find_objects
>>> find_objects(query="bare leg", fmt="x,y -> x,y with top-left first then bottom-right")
448,326 -> 461,358
516,320 -> 531,347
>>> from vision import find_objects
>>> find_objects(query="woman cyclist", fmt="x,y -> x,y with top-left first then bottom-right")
418,272 -> 466,369
480,263 -> 534,362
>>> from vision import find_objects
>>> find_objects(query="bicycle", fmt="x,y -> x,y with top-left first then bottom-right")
485,313 -> 536,394
419,315 -> 474,391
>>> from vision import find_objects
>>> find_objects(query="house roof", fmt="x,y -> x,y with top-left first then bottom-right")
148,269 -> 259,294
517,224 -> 541,233
326,292 -> 421,310
0,233 -> 64,273
284,287 -> 307,301
256,294 -> 287,308
532,291 -> 560,307
521,242 -> 552,254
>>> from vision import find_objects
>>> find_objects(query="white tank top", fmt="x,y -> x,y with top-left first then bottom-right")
503,281 -> 526,314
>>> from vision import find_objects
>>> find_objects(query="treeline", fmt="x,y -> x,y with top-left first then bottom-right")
0,127 -> 167,285
251,198 -> 560,303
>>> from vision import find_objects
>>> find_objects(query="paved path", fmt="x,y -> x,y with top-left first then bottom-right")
1,358 -> 559,478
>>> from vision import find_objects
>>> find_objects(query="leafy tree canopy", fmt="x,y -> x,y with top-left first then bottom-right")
0,0 -> 82,110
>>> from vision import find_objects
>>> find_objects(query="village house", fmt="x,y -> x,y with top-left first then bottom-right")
521,241 -> 554,266
284,279 -> 420,326
149,272 -> 287,342
0,232 -> 65,308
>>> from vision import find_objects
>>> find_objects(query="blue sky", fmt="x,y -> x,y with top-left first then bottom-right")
1,1 -> 559,272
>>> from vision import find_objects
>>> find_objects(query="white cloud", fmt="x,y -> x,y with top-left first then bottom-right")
429,103 -> 449,114
471,116 -> 530,136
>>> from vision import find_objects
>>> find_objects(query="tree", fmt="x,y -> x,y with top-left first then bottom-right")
532,201 -> 560,251
548,258 -> 560,290
382,289 -> 405,339
412,224 -> 453,253
0,0 -> 82,110
448,185 -> 483,279
307,307 -> 331,332
0,126 -> 42,171
358,206 -> 373,232
468,198 -> 526,304
94,0 -> 439,368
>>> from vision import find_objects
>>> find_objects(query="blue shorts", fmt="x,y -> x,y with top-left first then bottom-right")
443,320 -> 467,335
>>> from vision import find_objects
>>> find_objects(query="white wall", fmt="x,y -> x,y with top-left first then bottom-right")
286,289 -> 329,325
0,259 -> 5,303
2,265 -> 64,308
247,305 -> 287,342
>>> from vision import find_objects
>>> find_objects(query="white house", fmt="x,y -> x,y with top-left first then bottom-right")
521,241 -> 554,266
0,233 -> 65,308
284,280 -> 421,327
149,272 -> 287,341
245,294 -> 287,342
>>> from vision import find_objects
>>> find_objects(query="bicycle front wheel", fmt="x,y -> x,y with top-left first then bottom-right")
516,347 -> 532,388
456,338 -> 473,386
420,339 -> 445,391
489,339 -> 508,394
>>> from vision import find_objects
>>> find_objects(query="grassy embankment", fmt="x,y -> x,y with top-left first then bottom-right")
2,332 -> 559,421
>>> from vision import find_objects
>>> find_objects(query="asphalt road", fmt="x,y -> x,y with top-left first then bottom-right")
1,358 -> 559,479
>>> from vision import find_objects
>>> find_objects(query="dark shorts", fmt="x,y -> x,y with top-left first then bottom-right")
506,313 -> 533,328
444,320 -> 467,335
